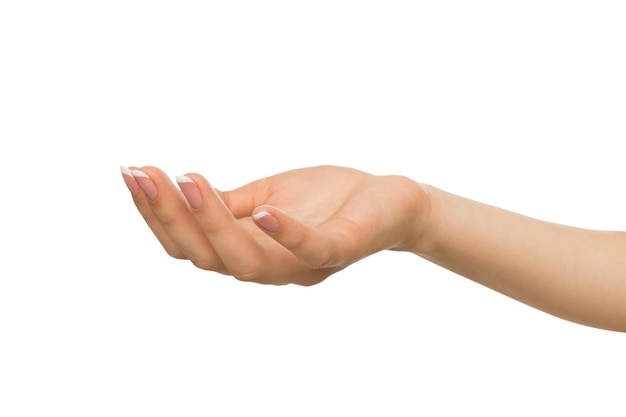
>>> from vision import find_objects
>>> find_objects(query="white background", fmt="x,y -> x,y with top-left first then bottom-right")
1,1 -> 625,415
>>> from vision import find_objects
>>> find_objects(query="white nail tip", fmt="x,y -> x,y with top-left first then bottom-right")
130,170 -> 149,178
120,165 -> 132,176
175,175 -> 194,184
253,211 -> 271,220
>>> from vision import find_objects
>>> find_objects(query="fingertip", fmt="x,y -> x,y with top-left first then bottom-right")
120,165 -> 141,197
175,175 -> 194,184
252,208 -> 281,233
176,175 -> 203,209
182,172 -> 217,193
252,206 -> 339,269
133,165 -> 158,176
120,165 -> 133,176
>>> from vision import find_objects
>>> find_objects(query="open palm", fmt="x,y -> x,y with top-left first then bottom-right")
123,165 -> 427,285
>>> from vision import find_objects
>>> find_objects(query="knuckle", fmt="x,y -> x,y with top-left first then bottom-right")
287,231 -> 308,253
231,267 -> 263,283
154,209 -> 179,227
190,257 -> 218,271
163,245 -> 187,260
304,247 -> 335,269
166,249 -> 187,260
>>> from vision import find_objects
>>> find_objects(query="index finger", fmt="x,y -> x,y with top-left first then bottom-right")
176,173 -> 268,282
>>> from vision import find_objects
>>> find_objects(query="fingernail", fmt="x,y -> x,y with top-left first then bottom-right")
131,170 -> 158,200
253,210 -> 280,233
120,165 -> 141,197
176,176 -> 203,209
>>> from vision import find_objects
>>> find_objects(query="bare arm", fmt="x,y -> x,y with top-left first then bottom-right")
121,165 -> 626,332
413,185 -> 626,331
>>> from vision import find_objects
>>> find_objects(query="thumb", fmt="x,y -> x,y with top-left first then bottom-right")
252,205 -> 357,269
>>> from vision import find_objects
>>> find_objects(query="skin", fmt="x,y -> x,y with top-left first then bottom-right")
122,165 -> 626,332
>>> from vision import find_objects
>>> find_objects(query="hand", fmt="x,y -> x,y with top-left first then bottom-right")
121,165 -> 430,285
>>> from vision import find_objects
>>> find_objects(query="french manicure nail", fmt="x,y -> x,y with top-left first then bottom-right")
131,170 -> 158,200
253,210 -> 280,233
120,165 -> 141,197
176,176 -> 203,209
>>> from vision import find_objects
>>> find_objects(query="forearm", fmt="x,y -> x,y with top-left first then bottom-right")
412,185 -> 626,332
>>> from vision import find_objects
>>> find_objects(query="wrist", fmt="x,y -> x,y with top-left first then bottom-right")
389,178 -> 437,256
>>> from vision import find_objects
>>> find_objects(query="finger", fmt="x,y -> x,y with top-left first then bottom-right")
130,167 -> 226,272
121,165 -> 187,259
251,205 -> 365,269
176,173 -> 266,281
